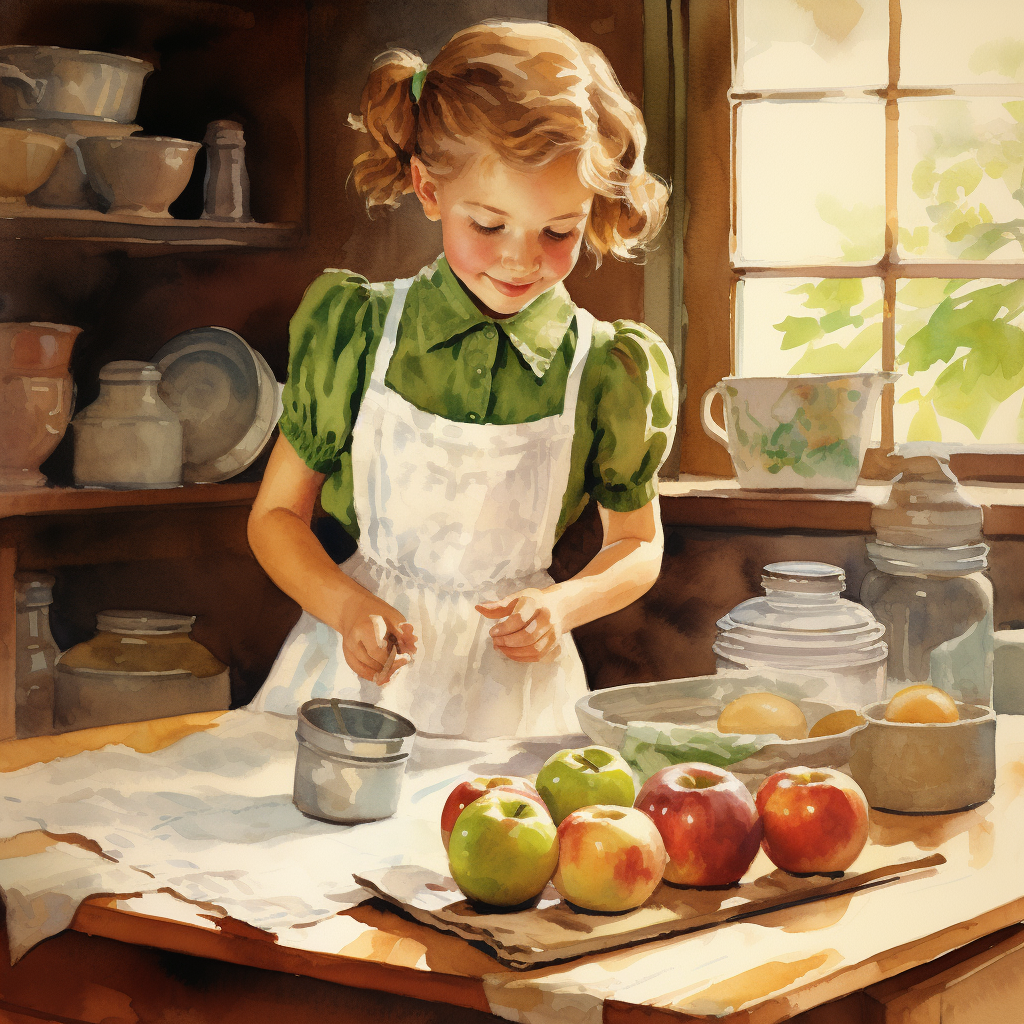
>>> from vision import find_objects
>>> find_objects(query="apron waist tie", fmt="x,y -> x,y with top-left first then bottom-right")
351,549 -> 551,596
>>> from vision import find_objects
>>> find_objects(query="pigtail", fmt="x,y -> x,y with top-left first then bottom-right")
349,48 -> 426,210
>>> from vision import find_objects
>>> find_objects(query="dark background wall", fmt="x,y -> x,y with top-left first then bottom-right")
4,0 -> 1022,711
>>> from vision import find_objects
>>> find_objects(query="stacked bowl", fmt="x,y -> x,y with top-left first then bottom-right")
0,45 -> 197,215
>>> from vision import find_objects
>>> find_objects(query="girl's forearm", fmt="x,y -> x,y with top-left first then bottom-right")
247,507 -> 370,633
545,522 -> 664,633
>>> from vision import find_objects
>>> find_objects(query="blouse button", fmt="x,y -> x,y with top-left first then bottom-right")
483,325 -> 496,339
476,367 -> 483,374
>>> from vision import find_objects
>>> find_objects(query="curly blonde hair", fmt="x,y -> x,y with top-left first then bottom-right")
348,20 -> 669,263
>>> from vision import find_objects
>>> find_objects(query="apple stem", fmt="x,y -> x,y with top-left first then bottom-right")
513,803 -> 528,818
578,756 -> 601,772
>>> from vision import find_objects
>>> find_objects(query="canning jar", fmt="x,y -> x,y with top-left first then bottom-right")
860,450 -> 993,707
713,560 -> 888,708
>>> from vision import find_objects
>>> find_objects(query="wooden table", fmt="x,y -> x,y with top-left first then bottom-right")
1,713 -> 1023,1024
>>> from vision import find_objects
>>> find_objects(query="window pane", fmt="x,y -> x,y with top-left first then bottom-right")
737,101 -> 885,262
898,98 -> 1024,261
736,0 -> 888,91
900,0 -> 1024,88
895,277 -> 1024,445
737,277 -> 886,442
738,277 -> 885,375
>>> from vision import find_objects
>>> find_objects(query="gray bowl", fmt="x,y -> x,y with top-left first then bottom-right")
849,700 -> 996,814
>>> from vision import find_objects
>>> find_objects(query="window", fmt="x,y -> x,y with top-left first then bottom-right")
682,0 -> 1024,481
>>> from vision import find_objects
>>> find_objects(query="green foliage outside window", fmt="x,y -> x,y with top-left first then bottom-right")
771,42 -> 1024,443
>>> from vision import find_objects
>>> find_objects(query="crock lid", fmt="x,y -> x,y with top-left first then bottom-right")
95,610 -> 195,634
99,360 -> 161,383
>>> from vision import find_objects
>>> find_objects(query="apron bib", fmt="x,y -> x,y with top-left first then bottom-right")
250,271 -> 592,739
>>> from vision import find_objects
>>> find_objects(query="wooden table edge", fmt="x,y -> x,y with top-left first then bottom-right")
68,890 -> 1024,1024
69,899 -> 495,1016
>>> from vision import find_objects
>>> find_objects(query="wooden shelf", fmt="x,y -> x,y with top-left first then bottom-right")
659,475 -> 1024,535
0,209 -> 302,255
0,481 -> 260,519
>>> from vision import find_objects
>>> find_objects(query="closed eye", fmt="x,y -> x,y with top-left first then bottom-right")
471,220 -> 503,235
544,227 -> 575,241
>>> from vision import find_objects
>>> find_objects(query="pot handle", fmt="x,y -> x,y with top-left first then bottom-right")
0,63 -> 45,103
700,384 -> 730,450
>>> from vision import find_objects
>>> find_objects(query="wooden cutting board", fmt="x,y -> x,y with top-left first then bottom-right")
355,842 -> 945,969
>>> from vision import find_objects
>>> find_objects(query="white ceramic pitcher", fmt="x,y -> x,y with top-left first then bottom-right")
700,372 -> 899,490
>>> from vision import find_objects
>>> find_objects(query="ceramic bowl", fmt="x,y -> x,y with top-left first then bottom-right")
700,372 -> 900,490
576,670 -> 868,791
153,327 -> 282,482
0,321 -> 82,488
78,135 -> 200,218
0,46 -> 153,122
1,119 -> 140,208
849,700 -> 996,814
0,125 -> 65,205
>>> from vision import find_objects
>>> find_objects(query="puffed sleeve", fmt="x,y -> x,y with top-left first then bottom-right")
587,320 -> 678,511
278,270 -> 391,475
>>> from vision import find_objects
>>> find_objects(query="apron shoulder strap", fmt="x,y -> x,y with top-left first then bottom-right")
369,276 -> 416,388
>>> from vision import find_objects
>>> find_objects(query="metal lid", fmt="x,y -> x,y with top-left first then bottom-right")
297,698 -> 416,761
99,359 -> 161,383
762,561 -> 845,591
95,610 -> 195,634
15,571 -> 55,606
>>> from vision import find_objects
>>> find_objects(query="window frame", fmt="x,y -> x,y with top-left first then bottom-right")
680,0 -> 1024,483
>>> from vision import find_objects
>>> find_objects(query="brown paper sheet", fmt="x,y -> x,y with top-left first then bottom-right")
355,843 -> 946,969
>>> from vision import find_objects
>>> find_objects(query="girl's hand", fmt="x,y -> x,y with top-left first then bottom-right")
338,598 -> 417,685
476,589 -> 564,663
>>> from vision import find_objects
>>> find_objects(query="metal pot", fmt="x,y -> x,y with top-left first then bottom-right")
293,699 -> 416,824
0,46 -> 153,122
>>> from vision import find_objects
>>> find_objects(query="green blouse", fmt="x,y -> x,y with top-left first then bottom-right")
280,256 -> 677,541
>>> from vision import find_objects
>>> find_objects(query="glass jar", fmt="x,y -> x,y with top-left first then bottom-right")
71,360 -> 182,489
14,572 -> 59,737
861,448 -> 994,708
713,561 -> 888,708
861,543 -> 993,707
54,610 -> 230,730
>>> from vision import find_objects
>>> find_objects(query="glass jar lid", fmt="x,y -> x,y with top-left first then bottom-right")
715,560 -> 887,668
95,610 -> 195,635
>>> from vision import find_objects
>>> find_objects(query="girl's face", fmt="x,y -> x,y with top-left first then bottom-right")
411,148 -> 596,317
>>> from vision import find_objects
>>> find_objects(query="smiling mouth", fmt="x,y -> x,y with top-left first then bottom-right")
488,276 -> 538,297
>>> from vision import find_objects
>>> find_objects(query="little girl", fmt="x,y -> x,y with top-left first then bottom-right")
248,19 -> 677,740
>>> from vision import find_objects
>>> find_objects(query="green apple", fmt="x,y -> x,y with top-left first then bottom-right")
535,745 -> 635,824
447,790 -> 559,906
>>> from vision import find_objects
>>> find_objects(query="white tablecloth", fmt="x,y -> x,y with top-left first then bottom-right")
0,708 -> 584,963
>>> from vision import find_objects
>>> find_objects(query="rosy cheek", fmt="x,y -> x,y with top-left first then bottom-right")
444,229 -> 496,275
540,237 -> 580,278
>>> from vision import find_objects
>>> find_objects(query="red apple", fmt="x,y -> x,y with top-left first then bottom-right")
552,805 -> 667,911
634,763 -> 762,886
755,767 -> 869,875
440,776 -> 543,850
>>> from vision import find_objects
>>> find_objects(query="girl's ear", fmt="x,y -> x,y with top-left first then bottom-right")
410,156 -> 441,221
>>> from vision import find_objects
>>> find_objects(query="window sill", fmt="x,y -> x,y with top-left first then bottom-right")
659,475 -> 1024,536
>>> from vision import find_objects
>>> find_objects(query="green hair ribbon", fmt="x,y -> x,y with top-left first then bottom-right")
411,68 -> 427,103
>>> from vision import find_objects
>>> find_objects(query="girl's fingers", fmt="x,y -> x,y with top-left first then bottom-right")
488,597 -> 541,638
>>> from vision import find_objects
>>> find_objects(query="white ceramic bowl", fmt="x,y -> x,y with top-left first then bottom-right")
576,671 -> 867,790
78,135 -> 200,218
152,327 -> 281,483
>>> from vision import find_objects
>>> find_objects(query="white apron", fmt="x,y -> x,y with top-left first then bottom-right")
249,274 -> 592,739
